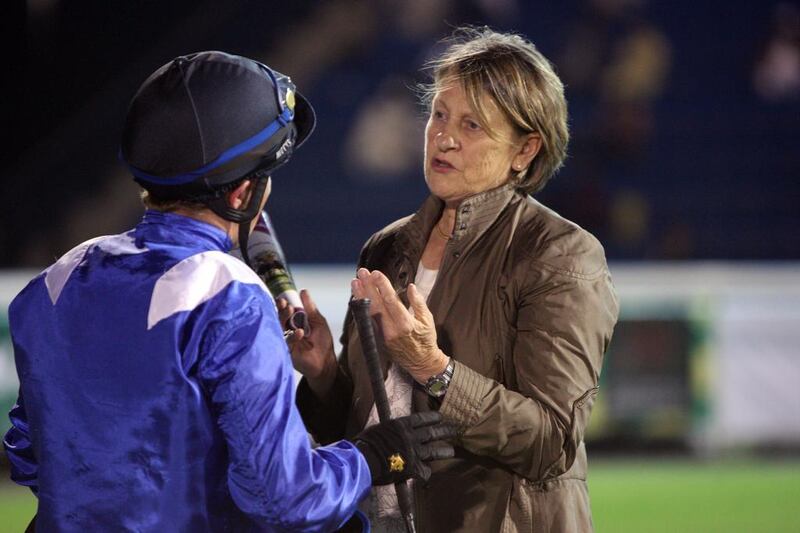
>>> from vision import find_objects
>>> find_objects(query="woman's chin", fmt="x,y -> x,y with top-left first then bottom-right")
425,181 -> 451,200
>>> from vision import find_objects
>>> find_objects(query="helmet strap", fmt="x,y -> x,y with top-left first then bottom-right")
206,173 -> 270,267
238,222 -> 254,268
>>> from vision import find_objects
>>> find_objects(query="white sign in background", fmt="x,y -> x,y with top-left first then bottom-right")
1,263 -> 799,450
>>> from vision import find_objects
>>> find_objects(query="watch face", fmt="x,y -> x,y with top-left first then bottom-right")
428,379 -> 447,397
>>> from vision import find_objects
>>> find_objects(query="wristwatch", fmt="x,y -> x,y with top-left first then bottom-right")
424,358 -> 455,398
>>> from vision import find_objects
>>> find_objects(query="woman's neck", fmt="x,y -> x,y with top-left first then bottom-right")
420,205 -> 456,270
437,205 -> 457,236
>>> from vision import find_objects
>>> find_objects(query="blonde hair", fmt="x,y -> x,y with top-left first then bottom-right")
421,27 -> 569,194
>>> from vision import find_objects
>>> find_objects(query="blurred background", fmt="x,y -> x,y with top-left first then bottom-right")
1,0 -> 799,531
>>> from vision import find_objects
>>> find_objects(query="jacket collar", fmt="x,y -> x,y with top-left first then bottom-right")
134,210 -> 234,253
397,183 -> 519,265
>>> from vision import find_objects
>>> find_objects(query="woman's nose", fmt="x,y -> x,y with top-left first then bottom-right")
435,131 -> 458,151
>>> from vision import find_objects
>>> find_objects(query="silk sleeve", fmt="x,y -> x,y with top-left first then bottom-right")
198,298 -> 371,532
3,392 -> 39,494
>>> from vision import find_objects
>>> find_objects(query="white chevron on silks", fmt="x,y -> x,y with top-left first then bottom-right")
147,250 -> 269,330
44,233 -> 147,305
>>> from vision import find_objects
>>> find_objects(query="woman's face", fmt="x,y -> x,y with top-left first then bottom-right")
424,83 -> 534,206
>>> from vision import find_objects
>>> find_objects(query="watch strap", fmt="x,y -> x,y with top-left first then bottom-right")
424,358 -> 454,398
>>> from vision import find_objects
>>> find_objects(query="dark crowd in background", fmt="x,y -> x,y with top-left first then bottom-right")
2,0 -> 799,267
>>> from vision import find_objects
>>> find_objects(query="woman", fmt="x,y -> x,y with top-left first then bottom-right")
284,27 -> 619,532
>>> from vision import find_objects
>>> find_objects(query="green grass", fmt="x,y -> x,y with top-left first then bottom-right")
0,459 -> 798,532
0,483 -> 35,533
590,459 -> 800,532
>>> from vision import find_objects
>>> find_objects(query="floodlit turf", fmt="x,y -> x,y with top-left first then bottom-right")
0,484 -> 35,533
590,459 -> 800,532
0,459 -> 797,532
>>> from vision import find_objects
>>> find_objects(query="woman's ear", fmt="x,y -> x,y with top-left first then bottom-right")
227,180 -> 253,210
512,132 -> 542,172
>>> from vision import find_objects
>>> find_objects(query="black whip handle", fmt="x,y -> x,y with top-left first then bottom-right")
349,298 -> 417,533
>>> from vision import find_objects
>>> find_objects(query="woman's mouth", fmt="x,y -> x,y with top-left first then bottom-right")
431,157 -> 456,172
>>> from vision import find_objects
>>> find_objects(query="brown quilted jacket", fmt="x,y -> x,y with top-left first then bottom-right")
297,184 -> 619,532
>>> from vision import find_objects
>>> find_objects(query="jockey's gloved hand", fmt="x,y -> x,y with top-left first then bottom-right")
352,411 -> 456,486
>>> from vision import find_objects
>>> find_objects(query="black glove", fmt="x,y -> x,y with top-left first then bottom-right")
353,411 -> 456,486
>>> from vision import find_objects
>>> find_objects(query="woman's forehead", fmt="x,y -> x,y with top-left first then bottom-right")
434,83 -> 499,115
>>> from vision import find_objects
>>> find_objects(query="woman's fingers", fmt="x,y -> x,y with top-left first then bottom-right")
350,277 -> 366,300
353,269 -> 392,323
368,270 -> 411,326
356,268 -> 383,310
353,268 -> 425,341
407,283 -> 431,321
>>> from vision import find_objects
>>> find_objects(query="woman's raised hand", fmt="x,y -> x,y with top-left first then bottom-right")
351,268 -> 448,383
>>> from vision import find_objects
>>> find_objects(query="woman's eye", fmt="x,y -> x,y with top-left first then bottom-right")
433,110 -> 446,120
465,120 -> 481,131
